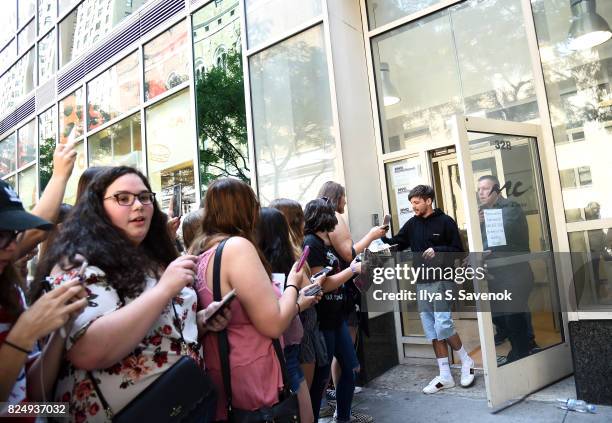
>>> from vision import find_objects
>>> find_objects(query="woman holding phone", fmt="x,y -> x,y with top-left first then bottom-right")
0,180 -> 87,412
191,178 -> 320,421
35,166 -> 228,422
302,198 -> 369,423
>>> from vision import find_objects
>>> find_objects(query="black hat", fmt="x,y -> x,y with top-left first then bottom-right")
0,179 -> 53,231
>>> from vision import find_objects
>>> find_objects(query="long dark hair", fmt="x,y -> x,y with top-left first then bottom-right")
191,177 -> 270,275
34,166 -> 178,299
256,207 -> 295,275
269,198 -> 304,255
0,264 -> 24,321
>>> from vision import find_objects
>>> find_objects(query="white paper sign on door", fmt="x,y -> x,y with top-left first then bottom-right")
484,209 -> 506,247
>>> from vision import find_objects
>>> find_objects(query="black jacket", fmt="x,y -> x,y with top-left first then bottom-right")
382,208 -> 464,283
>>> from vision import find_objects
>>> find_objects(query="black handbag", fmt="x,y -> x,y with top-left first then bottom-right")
213,239 -> 300,423
86,297 -> 217,423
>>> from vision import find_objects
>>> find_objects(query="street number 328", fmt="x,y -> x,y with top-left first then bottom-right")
494,140 -> 512,150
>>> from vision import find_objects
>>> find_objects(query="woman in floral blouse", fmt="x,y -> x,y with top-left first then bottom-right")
35,166 -> 228,422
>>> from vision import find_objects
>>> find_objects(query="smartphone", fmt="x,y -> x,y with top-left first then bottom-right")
205,289 -> 237,322
76,259 -> 89,283
310,266 -> 332,282
296,245 -> 310,272
304,284 -> 322,297
382,214 -> 391,230
171,184 -> 182,219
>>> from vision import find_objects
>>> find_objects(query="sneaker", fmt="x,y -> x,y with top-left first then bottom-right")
333,411 -> 374,423
496,355 -> 508,366
320,403 -> 335,418
354,386 -> 363,394
326,388 -> 337,401
422,376 -> 455,394
460,364 -> 475,387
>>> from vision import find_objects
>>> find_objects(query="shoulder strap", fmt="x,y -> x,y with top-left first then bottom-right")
213,239 -> 233,411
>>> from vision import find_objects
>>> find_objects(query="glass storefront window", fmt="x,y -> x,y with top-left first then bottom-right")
245,0 -> 322,50
146,89 -> 196,215
0,133 -> 17,177
59,0 -> 80,15
63,140 -> 85,204
88,113 -> 142,168
366,0 -> 439,29
532,0 -> 612,223
38,30 -> 56,84
18,19 -> 36,54
18,165 -> 37,211
193,2 -> 249,193
38,0 -> 56,35
0,40 -> 16,75
38,106 -> 56,192
372,0 -> 536,154
0,48 -> 36,116
144,22 -> 189,101
59,88 -> 84,144
569,227 -> 612,308
59,0 -> 150,68
250,24 -> 336,204
19,0 -> 36,28
18,120 -> 36,168
87,52 -> 140,131
0,2 -> 16,46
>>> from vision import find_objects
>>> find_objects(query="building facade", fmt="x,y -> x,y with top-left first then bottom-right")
1,0 -> 611,408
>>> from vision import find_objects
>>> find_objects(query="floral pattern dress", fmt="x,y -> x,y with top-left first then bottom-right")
49,266 -> 201,423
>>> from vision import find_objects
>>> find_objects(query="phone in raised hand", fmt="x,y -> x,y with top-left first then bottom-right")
296,245 -> 310,272
382,214 -> 391,230
310,266 -> 332,282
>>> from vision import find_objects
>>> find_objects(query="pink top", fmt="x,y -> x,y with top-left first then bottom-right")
196,247 -> 283,420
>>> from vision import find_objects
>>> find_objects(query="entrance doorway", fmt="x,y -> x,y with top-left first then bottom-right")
382,115 -> 572,408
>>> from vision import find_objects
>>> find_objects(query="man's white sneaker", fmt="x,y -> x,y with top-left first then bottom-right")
461,358 -> 475,387
422,376 -> 455,394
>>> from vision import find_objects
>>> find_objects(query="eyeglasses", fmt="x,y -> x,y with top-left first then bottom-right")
0,230 -> 23,249
104,191 -> 156,207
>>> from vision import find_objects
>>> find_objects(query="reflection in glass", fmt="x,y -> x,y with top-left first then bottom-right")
144,22 -> 189,101
0,48 -> 36,116
532,0 -> 612,223
59,0 -> 150,67
193,2 -> 249,194
88,113 -> 142,168
38,30 -> 56,84
0,2 -> 16,46
0,40 -> 16,73
18,120 -> 36,168
19,0 -> 36,27
245,0 -> 321,50
87,52 -> 140,130
18,165 -> 37,211
569,228 -> 612,307
38,0 -> 56,34
59,88 -> 84,144
372,0 -> 536,153
63,141 -> 85,204
18,19 -> 36,54
366,0 -> 439,29
146,90 -> 196,215
250,25 -> 336,204
38,106 -> 56,192
59,0 -> 80,15
0,133 -> 17,177
468,132 -> 562,366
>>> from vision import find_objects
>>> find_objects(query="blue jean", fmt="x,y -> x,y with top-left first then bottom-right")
310,321 -> 358,421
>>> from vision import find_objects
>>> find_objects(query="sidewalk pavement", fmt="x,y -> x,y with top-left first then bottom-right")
321,364 -> 612,423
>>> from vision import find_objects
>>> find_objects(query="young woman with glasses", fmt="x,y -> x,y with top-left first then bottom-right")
34,166 -> 228,422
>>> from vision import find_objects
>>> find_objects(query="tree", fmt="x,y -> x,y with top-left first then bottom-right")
195,48 -> 250,187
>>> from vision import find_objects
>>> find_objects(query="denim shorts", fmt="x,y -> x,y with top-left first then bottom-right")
284,344 -> 305,393
417,281 -> 456,341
